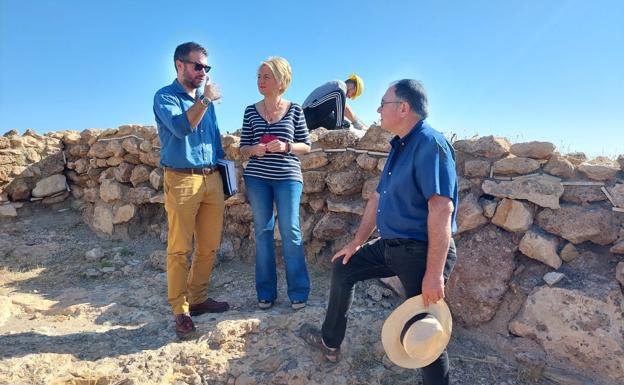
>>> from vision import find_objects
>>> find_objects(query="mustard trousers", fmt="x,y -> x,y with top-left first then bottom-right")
164,170 -> 224,315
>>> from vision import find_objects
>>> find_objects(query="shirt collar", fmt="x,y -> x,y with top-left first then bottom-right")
171,79 -> 202,99
390,119 -> 426,147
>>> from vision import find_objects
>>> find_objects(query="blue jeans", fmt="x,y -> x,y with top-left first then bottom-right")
321,237 -> 457,385
244,176 -> 310,303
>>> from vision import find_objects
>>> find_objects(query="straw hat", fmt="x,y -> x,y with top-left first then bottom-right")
381,295 -> 452,369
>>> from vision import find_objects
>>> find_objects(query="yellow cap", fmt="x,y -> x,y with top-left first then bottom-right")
348,74 -> 364,99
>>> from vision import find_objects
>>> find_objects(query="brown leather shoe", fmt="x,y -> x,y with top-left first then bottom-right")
300,323 -> 340,363
189,298 -> 230,316
174,313 -> 196,339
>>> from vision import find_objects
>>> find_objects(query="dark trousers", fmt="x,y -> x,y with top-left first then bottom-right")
303,89 -> 347,130
321,237 -> 457,385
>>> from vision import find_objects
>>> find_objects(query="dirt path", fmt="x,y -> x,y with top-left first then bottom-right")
0,203 -> 555,385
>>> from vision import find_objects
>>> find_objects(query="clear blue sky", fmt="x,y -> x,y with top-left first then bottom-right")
1,0 -> 622,156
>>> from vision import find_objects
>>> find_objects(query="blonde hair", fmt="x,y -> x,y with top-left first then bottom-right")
259,56 -> 292,95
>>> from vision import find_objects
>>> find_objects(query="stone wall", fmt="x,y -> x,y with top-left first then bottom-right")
1,126 -> 623,384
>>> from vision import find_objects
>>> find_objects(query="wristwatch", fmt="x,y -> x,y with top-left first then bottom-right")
199,94 -> 211,107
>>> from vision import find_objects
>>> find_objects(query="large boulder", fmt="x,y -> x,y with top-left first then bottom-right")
492,156 -> 541,175
121,137 -> 141,155
577,159 -> 620,181
536,205 -> 619,245
326,196 -> 365,215
92,201 -> 114,235
126,186 -> 157,205
464,159 -> 490,178
510,141 -> 555,159
100,179 -> 124,203
300,152 -> 329,170
355,153 -> 377,171
325,170 -> 363,196
87,141 -> 113,158
456,193 -> 488,234
518,228 -> 561,269
130,165 -> 151,187
302,171 -> 327,193
31,174 -> 67,198
113,162 -> 134,183
509,282 -> 624,384
8,179 -> 31,201
315,129 -> 358,149
453,136 -> 511,158
543,152 -> 575,179
447,225 -> 517,326
112,203 -> 136,224
491,198 -> 533,232
482,175 -> 563,209
313,213 -> 349,240
361,177 -> 380,201
355,124 -> 393,152
561,185 -> 607,204
149,168 -> 163,190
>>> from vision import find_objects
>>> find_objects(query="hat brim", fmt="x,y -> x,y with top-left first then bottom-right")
381,295 -> 452,369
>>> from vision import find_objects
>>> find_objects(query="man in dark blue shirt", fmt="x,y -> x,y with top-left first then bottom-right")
301,79 -> 458,384
153,42 -> 229,339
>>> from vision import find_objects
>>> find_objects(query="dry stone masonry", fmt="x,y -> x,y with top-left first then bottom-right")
1,126 -> 623,384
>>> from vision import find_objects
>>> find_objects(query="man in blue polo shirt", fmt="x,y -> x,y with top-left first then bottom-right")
300,79 -> 458,384
153,42 -> 230,339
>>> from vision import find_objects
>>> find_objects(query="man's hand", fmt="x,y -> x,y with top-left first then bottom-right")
203,80 -> 221,103
331,240 -> 361,265
421,271 -> 445,307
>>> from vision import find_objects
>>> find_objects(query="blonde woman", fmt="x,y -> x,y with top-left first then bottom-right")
239,57 -> 311,310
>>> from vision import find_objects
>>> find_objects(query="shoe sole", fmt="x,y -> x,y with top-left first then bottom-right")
258,301 -> 274,310
291,302 -> 306,310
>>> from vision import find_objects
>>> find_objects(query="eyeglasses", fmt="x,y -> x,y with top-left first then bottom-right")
379,100 -> 404,108
181,59 -> 211,74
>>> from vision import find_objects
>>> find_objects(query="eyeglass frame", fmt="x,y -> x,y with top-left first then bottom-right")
379,99 -> 404,109
180,59 -> 211,74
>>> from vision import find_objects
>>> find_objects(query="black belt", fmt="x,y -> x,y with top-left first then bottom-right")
165,166 -> 218,175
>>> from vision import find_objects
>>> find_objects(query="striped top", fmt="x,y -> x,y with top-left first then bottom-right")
240,102 -> 311,182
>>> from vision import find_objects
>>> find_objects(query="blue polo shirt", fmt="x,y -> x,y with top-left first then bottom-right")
153,79 -> 224,168
376,120 -> 458,241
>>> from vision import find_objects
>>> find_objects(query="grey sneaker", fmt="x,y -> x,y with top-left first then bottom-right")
299,323 -> 340,363
258,300 -> 274,310
291,300 -> 306,310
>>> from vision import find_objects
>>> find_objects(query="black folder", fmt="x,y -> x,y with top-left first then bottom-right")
216,159 -> 238,197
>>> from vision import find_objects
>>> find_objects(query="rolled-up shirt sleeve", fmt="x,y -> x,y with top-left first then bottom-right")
153,93 -> 193,139
415,138 -> 456,201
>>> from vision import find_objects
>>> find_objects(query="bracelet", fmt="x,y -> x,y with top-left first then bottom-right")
286,142 -> 292,154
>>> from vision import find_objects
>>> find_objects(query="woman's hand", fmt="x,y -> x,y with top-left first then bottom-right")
252,144 -> 267,157
266,139 -> 287,153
